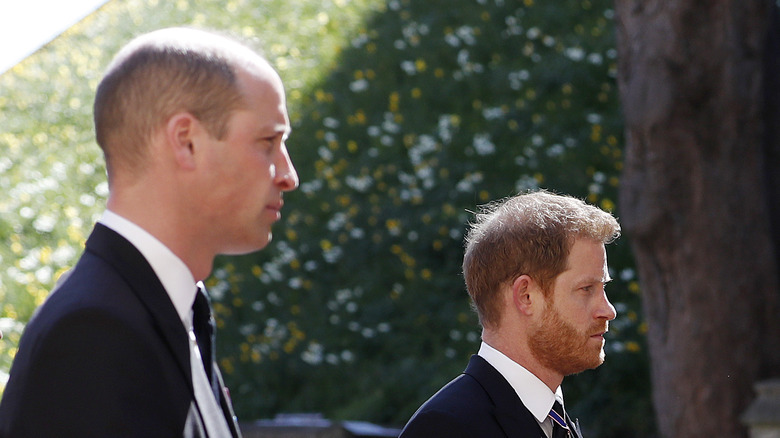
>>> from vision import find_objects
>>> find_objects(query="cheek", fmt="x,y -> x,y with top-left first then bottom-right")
555,302 -> 591,332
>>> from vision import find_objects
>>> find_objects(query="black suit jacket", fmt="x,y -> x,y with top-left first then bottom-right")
0,224 -> 241,437
399,355 -> 582,438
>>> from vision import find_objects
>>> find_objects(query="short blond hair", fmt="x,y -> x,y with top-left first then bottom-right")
93,28 -> 263,181
462,190 -> 620,329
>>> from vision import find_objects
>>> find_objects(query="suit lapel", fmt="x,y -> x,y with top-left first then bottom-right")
85,224 -> 193,390
569,417 -> 584,438
464,355 -> 547,437
214,365 -> 242,437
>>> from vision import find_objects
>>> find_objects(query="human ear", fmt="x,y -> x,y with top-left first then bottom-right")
165,112 -> 198,170
511,275 -> 535,315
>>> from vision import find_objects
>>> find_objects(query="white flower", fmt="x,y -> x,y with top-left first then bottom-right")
565,47 -> 585,61
482,107 -> 504,121
301,342 -> 324,365
400,60 -> 416,75
587,113 -> 603,124
456,26 -> 477,46
473,133 -> 496,156
445,33 -> 461,47
349,79 -> 369,92
318,145 -> 334,162
515,175 -> 540,192
346,175 -> 374,192
33,214 -> 57,233
323,117 -> 340,129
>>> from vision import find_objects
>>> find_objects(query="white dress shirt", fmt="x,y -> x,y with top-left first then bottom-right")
478,342 -> 565,438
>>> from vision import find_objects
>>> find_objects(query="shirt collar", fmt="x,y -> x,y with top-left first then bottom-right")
99,210 -> 197,324
478,341 -> 564,423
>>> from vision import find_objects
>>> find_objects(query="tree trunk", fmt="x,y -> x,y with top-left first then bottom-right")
614,1 -> 780,437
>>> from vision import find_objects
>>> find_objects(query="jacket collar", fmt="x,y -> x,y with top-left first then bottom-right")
464,355 -> 547,437
85,223 -> 193,390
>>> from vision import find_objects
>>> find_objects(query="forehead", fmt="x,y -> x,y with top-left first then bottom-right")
233,65 -> 290,131
561,238 -> 609,279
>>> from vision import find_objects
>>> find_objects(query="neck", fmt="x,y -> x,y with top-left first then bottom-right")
106,190 -> 214,281
482,328 -> 564,391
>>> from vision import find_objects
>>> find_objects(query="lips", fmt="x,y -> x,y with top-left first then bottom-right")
265,199 -> 284,221
267,199 -> 284,212
590,325 -> 609,339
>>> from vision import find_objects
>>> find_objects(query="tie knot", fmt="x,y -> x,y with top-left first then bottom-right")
192,287 -> 212,325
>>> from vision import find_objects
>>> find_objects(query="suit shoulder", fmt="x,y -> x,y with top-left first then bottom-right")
400,373 -> 496,437
31,252 -> 143,326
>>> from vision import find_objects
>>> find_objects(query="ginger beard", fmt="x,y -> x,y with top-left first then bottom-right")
529,300 -> 609,377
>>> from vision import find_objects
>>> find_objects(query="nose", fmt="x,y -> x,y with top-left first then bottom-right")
597,291 -> 617,321
275,146 -> 299,192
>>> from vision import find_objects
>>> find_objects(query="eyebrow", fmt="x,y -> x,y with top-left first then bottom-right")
258,124 -> 291,141
275,124 -> 291,140
580,275 -> 612,285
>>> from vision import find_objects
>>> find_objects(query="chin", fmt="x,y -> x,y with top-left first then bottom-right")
224,236 -> 271,255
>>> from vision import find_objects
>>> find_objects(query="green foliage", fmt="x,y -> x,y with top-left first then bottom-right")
1,0 -> 653,436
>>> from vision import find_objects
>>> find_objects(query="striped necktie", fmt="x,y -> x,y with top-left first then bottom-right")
549,401 -> 571,438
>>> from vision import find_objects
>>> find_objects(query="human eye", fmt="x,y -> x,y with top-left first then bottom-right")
255,136 -> 277,152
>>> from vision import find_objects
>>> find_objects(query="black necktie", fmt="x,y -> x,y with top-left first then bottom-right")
193,286 -> 242,437
549,401 -> 571,438
192,286 -> 219,399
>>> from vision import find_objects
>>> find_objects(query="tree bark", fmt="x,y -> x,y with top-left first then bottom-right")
614,1 -> 780,437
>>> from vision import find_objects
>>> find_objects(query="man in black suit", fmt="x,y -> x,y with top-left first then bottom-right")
400,191 -> 621,438
0,27 -> 298,437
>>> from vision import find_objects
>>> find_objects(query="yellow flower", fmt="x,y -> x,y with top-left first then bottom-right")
591,124 -> 603,142
251,350 -> 261,363
354,110 -> 367,124
626,341 -> 641,353
386,218 -> 401,232
220,358 -> 235,375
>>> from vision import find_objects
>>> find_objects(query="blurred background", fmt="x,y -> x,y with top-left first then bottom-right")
2,1 -> 778,437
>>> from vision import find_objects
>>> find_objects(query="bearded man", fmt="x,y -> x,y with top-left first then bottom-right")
399,190 -> 620,438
